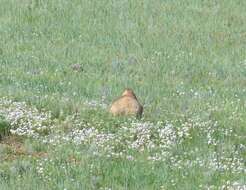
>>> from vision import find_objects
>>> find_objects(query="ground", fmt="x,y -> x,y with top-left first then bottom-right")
0,0 -> 245,189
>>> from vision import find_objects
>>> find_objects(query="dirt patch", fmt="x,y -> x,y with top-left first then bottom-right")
0,135 -> 47,161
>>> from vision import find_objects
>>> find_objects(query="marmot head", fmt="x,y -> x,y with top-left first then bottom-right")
122,88 -> 137,99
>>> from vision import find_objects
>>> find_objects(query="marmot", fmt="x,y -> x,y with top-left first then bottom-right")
109,88 -> 143,118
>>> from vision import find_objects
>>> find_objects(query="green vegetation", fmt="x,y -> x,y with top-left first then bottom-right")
0,0 -> 245,189
0,116 -> 10,139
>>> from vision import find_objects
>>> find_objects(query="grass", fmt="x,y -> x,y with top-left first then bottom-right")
0,116 -> 10,140
0,0 -> 246,189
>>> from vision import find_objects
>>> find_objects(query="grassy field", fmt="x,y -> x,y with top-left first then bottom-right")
0,0 -> 246,189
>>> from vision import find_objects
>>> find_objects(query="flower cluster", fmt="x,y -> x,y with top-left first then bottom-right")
0,97 -> 54,139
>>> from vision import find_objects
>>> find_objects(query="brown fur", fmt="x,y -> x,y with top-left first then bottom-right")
109,88 -> 143,118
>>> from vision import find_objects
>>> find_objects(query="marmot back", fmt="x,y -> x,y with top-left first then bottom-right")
109,88 -> 143,118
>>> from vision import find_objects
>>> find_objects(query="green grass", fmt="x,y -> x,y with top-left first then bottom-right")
0,116 -> 10,139
0,0 -> 246,189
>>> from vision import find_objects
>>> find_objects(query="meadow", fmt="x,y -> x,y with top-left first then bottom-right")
0,0 -> 246,189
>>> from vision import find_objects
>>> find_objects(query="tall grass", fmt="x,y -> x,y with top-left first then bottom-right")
0,0 -> 245,189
